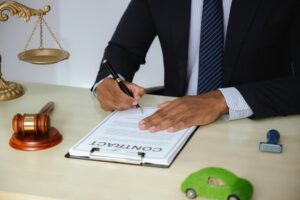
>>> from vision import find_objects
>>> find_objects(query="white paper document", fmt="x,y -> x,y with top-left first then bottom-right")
67,107 -> 197,167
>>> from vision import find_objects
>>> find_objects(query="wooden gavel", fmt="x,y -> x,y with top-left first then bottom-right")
12,102 -> 55,135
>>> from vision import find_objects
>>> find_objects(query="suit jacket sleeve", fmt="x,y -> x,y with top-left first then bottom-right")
235,0 -> 300,118
93,0 -> 156,85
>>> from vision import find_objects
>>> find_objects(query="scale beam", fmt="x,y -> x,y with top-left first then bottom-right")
0,1 -> 50,22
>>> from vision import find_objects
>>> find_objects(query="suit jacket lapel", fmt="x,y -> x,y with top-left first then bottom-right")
170,0 -> 191,95
223,0 -> 263,85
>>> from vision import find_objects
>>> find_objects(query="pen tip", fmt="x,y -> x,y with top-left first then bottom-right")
136,104 -> 143,114
102,59 -> 107,64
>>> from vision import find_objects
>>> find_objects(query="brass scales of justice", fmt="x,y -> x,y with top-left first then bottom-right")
0,1 -> 70,101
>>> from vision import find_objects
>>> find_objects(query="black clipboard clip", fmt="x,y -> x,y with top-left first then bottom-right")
89,147 -> 146,165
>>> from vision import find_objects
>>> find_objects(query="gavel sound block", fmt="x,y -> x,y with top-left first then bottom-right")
9,102 -> 62,151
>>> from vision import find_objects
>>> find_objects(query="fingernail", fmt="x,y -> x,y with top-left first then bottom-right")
139,120 -> 146,129
168,127 -> 176,132
149,126 -> 156,132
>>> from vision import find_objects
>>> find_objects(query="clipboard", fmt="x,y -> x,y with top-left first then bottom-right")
65,107 -> 197,168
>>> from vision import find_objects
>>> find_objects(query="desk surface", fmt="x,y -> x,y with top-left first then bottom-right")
0,83 -> 299,200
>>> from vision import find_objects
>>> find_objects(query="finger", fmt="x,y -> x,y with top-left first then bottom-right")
126,82 -> 145,100
158,101 -> 172,109
139,102 -> 181,132
149,110 -> 192,132
113,92 -> 138,110
99,100 -> 114,111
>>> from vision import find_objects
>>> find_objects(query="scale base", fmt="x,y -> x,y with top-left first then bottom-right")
0,77 -> 24,101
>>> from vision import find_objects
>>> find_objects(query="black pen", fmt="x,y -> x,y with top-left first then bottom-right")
102,59 -> 143,114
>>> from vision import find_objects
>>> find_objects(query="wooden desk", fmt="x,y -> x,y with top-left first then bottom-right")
0,83 -> 299,200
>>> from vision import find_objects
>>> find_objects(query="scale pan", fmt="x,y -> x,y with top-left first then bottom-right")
18,48 -> 69,64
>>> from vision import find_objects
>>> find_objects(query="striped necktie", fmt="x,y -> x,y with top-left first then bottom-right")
197,0 -> 224,94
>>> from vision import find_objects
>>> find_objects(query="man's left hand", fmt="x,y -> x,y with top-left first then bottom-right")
139,90 -> 229,132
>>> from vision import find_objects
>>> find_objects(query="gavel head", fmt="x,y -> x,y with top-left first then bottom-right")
12,113 -> 50,135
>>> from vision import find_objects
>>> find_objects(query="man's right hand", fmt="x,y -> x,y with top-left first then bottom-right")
96,78 -> 145,111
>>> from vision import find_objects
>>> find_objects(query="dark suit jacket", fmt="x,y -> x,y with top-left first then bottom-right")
94,0 -> 300,119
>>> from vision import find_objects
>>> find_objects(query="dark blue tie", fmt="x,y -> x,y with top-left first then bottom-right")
197,0 -> 224,94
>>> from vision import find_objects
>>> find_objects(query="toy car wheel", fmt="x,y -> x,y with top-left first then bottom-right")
185,188 -> 197,199
227,194 -> 240,200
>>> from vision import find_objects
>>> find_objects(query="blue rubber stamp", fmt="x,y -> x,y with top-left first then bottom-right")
259,129 -> 283,153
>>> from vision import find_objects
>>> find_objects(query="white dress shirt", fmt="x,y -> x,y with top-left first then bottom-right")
186,0 -> 253,120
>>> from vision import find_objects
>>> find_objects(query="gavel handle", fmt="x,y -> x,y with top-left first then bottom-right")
39,101 -> 55,115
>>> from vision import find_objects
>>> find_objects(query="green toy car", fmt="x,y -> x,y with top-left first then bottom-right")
181,167 -> 253,200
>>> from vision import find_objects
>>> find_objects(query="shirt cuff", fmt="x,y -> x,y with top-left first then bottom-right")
219,87 -> 254,120
91,80 -> 103,97
91,74 -> 125,97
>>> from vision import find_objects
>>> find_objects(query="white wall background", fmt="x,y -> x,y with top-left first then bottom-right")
0,0 -> 164,88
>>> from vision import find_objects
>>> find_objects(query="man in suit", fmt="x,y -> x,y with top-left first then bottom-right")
93,0 -> 300,132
